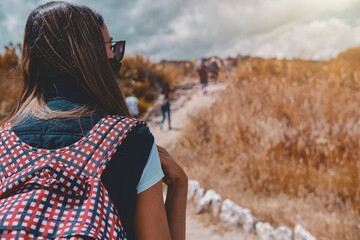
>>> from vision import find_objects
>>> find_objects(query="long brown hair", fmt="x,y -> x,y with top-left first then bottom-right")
2,1 -> 129,126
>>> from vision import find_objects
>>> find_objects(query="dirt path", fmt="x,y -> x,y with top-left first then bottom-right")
148,83 -> 226,147
147,82 -> 259,240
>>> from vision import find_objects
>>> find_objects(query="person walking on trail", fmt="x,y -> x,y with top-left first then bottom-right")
197,59 -> 209,94
208,57 -> 220,83
160,82 -> 172,130
125,93 -> 140,118
0,2 -> 187,240
225,57 -> 233,78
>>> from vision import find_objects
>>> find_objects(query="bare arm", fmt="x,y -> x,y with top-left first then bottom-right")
133,180 -> 172,240
165,178 -> 188,240
133,145 -> 187,240
157,146 -> 188,240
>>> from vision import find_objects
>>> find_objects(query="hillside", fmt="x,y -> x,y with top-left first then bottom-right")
171,52 -> 360,240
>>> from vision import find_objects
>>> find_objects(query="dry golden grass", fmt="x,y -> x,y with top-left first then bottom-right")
0,66 -> 21,117
172,52 -> 360,240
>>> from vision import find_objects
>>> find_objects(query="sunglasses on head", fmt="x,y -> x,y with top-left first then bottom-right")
108,40 -> 126,62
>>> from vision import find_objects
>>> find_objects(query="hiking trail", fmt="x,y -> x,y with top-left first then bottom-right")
147,80 -> 259,240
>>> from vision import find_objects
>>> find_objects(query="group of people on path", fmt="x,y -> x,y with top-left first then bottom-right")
156,57 -> 235,131
196,57 -> 227,94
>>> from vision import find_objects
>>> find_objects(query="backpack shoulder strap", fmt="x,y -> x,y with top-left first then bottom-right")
81,115 -> 147,178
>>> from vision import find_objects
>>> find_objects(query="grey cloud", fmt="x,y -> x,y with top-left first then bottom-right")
128,0 -> 360,61
0,11 -> 4,22
1,0 -> 360,61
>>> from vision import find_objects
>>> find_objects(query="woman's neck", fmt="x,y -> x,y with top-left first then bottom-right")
42,74 -> 96,106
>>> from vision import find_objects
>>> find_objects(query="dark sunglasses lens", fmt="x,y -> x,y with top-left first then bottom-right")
114,42 -> 125,61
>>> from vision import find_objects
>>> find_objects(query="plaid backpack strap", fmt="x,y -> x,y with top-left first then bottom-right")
83,115 -> 147,178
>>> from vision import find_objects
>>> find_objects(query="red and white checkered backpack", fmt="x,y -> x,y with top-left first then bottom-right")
0,115 -> 143,239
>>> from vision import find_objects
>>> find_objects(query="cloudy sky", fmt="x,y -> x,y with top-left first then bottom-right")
1,0 -> 360,61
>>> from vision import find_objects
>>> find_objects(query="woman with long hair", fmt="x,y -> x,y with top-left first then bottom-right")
0,1 -> 187,239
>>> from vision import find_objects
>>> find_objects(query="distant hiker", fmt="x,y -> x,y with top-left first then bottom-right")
160,82 -> 172,130
209,57 -> 220,83
194,59 -> 201,72
225,58 -> 233,78
125,93 -> 139,118
197,59 -> 209,94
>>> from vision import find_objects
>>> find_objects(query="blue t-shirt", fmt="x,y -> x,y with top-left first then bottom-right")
126,96 -> 139,116
137,143 -> 164,193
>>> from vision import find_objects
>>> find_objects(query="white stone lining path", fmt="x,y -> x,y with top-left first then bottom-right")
148,81 -> 316,240
188,180 -> 316,240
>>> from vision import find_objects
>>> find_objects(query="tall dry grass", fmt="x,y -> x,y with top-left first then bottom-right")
172,53 -> 360,239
